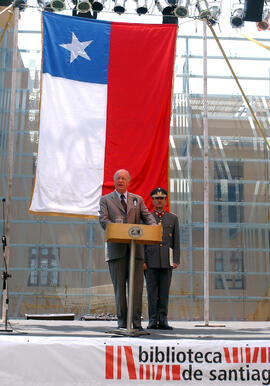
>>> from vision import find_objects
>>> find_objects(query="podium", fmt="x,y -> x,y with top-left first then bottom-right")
105,223 -> 162,336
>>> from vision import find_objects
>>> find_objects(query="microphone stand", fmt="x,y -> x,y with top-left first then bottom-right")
0,198 -> 12,333
126,198 -> 149,335
126,199 -> 137,332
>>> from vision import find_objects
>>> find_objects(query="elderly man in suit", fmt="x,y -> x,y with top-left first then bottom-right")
99,169 -> 156,330
144,187 -> 180,330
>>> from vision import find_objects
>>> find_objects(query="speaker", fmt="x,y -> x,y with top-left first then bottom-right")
162,5 -> 178,24
244,0 -> 264,22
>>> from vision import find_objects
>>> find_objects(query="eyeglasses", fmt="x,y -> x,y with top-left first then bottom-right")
153,197 -> 165,200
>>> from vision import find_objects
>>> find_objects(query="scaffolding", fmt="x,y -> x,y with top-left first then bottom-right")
0,18 -> 270,321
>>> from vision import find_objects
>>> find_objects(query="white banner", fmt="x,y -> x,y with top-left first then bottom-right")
1,336 -> 270,385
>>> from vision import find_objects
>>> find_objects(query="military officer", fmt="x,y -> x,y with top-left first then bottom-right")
144,187 -> 180,330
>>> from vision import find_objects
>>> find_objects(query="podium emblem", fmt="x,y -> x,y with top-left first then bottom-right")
128,226 -> 143,239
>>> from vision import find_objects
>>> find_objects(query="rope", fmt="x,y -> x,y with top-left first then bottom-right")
207,21 -> 270,152
239,32 -> 270,52
0,8 -> 14,45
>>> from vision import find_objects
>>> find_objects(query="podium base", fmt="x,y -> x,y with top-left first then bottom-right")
106,328 -> 150,337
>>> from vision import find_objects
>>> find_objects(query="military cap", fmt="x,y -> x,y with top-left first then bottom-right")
150,187 -> 168,198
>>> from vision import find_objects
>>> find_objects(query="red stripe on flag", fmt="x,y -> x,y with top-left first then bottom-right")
105,346 -> 114,379
103,22 -> 177,210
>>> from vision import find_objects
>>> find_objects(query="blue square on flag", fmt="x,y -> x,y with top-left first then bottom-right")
43,12 -> 110,84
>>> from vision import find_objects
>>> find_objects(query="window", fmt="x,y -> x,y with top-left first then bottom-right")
88,223 -> 97,243
28,247 -> 60,287
214,161 -> 244,239
215,251 -> 245,290
180,140 -> 187,156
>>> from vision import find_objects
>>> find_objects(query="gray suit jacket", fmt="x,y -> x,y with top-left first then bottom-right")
99,191 -> 156,261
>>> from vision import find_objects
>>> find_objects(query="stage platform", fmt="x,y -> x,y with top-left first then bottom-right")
0,319 -> 270,339
0,320 -> 270,385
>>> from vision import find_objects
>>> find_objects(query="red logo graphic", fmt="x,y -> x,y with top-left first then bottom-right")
105,345 -> 270,381
105,346 -> 181,380
223,347 -> 270,364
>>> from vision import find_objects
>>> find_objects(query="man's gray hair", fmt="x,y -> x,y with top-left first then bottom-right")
113,169 -> 131,182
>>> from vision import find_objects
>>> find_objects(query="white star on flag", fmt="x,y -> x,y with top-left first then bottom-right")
59,32 -> 93,63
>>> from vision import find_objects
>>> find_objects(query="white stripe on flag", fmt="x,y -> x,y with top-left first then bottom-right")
30,74 -> 107,216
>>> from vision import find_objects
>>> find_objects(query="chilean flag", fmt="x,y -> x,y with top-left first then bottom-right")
29,12 -> 177,217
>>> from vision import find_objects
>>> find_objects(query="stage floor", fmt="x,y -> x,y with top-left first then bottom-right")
1,319 -> 270,340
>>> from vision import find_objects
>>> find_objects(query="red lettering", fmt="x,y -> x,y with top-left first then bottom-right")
155,365 -> 163,380
223,347 -> 231,363
246,347 -> 251,363
261,347 -> 267,363
117,346 -> 121,379
145,364 -> 150,379
124,346 -> 137,379
252,347 -> 259,363
172,365 -> 181,380
240,347 -> 243,363
166,364 -> 170,380
233,347 -> 238,363
139,364 -> 144,379
139,364 -> 165,380
105,346 -> 114,379
152,365 -> 155,380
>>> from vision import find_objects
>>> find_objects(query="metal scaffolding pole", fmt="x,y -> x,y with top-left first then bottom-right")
1,6 -> 19,327
203,19 -> 210,326
195,20 -> 225,328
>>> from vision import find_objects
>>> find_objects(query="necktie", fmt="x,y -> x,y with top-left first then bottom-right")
120,194 -> 127,212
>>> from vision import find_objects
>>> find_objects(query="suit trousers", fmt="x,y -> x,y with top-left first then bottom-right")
144,268 -> 172,325
108,254 -> 144,329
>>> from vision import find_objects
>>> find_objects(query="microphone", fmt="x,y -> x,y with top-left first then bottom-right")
133,198 -> 137,224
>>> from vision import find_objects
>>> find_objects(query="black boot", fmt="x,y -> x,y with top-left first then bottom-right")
147,318 -> 158,329
158,314 -> 173,330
